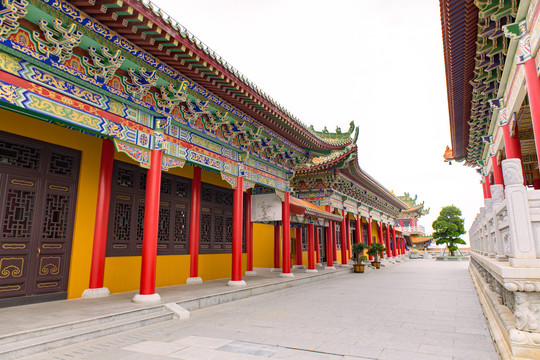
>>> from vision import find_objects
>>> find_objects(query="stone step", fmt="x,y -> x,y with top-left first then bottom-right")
0,307 -> 173,360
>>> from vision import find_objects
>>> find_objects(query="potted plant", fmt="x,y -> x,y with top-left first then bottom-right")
352,242 -> 368,273
367,242 -> 386,269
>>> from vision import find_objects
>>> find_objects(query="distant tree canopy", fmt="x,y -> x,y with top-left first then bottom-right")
432,206 -> 466,256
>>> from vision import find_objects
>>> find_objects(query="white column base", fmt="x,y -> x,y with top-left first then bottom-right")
280,272 -> 294,277
305,269 -> 318,273
132,292 -> 161,304
292,265 -> 305,269
316,263 -> 323,267
227,280 -> 247,287
270,268 -> 282,272
333,261 -> 340,266
325,266 -> 336,270
244,270 -> 257,276
82,287 -> 110,298
509,258 -> 540,268
186,277 -> 203,284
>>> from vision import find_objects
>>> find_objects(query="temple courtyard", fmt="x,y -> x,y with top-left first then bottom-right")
5,259 -> 498,360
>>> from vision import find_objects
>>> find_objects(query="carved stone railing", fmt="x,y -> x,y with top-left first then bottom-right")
468,159 -> 540,359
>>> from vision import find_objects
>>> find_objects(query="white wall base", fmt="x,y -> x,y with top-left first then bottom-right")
244,270 -> 257,276
81,287 -> 110,298
227,280 -> 247,287
292,265 -> 305,269
305,269 -> 318,273
186,277 -> 203,284
132,292 -> 161,304
270,268 -> 282,272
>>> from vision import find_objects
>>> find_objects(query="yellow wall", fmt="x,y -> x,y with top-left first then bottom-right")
0,110 -> 102,299
253,223 -> 274,268
371,222 -> 380,243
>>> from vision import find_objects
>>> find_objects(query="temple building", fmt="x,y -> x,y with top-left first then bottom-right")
440,0 -> 540,358
0,0 -> 410,308
395,193 -> 432,250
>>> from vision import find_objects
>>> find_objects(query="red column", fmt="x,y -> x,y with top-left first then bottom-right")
523,56 -> 540,167
347,220 -> 351,258
332,221 -> 338,263
367,218 -> 373,260
400,219 -> 403,227
385,224 -> 391,258
325,206 -> 334,268
281,192 -> 292,276
315,226 -> 320,264
86,139 -> 114,295
355,215 -> 361,244
377,221 -> 384,258
245,189 -> 255,275
138,149 -> 162,299
188,166 -> 201,282
392,226 -> 397,257
502,124 -> 522,159
273,224 -> 280,270
484,175 -> 492,198
229,176 -> 244,285
295,227 -> 303,267
307,223 -> 316,272
491,155 -> 504,185
340,211 -> 347,265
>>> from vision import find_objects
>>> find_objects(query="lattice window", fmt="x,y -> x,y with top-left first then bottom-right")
161,178 -> 171,195
42,193 -> 70,238
301,227 -> 308,251
225,215 -> 233,244
362,223 -> 368,244
108,161 -> 192,256
158,208 -> 170,242
2,188 -> 36,238
216,190 -> 233,206
176,182 -> 188,198
201,187 -> 212,202
336,223 -> 341,250
117,167 -> 134,188
214,214 -> 224,248
174,209 -> 187,246
48,152 -> 74,176
0,140 -> 41,170
112,201 -> 131,242
201,213 -> 212,243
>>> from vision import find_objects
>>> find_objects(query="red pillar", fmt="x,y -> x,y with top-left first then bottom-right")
355,215 -> 361,244
245,189 -> 255,275
188,166 -> 201,282
340,211 -> 347,265
502,124 -> 522,159
281,192 -> 292,276
295,227 -> 303,267
484,175 -> 492,198
315,226 -> 320,264
523,56 -> 540,168
392,226 -> 397,257
229,176 -> 244,284
138,149 -> 162,298
491,155 -> 504,185
332,221 -> 338,263
325,206 -> 334,268
86,139 -> 114,295
377,221 -> 384,258
347,219 -> 351,259
307,223 -> 316,271
273,224 -> 281,270
367,218 -> 373,260
385,224 -> 391,258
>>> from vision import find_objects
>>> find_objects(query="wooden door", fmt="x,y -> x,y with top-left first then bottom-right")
0,132 -> 79,303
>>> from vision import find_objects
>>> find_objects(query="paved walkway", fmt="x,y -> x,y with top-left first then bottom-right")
19,260 -> 498,360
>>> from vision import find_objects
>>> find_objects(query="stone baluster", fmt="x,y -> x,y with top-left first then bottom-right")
502,159 -> 540,267
485,198 -> 496,257
491,184 -> 507,261
479,207 -> 487,255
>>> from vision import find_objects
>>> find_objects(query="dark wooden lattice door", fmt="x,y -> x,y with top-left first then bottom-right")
0,132 -> 79,301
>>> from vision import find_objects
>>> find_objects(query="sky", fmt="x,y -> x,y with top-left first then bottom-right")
149,0 -> 485,243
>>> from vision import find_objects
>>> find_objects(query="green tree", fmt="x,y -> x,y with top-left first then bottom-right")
432,205 -> 466,256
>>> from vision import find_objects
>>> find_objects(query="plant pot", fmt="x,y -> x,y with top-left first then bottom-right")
353,264 -> 365,273
372,261 -> 381,269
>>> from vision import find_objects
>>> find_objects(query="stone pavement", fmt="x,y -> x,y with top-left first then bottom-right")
20,260 -> 499,360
